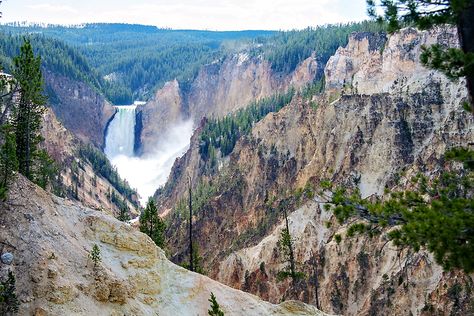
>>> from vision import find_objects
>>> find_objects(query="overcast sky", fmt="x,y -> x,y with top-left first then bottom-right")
2,0 -> 369,31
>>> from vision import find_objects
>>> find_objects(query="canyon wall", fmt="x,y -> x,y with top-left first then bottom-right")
44,71 -> 115,148
136,54 -> 320,154
157,27 -> 474,315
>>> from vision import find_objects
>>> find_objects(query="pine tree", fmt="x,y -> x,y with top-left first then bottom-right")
0,270 -> 20,314
0,124 -> 18,200
139,198 -> 166,249
367,0 -> 474,107
208,292 -> 224,316
89,244 -> 101,268
33,149 -> 57,190
11,38 -> 47,180
277,199 -> 304,284
117,201 -> 130,222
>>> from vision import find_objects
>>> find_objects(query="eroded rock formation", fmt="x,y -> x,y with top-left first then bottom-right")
157,27 -> 474,315
136,54 -> 320,154
0,175 -> 328,316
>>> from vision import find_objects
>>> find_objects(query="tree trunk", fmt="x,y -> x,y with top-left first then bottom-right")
457,2 -> 474,107
188,176 -> 194,272
283,207 -> 296,284
312,252 -> 321,310
150,212 -> 154,241
25,101 -> 31,179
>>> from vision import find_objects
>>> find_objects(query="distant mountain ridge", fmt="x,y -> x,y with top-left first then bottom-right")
0,23 -> 277,103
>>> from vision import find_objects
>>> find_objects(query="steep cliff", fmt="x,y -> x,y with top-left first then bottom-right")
44,70 -> 115,148
41,108 -> 139,216
0,175 -> 328,316
136,54 -> 320,154
324,27 -> 459,96
186,53 -> 319,120
136,80 -> 184,155
157,27 -> 474,315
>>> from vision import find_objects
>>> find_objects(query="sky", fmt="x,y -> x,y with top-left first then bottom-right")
1,0 -> 369,31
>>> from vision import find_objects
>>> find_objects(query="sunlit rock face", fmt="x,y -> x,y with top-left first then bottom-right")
0,175 -> 329,316
157,27 -> 473,315
186,53 -> 319,121
325,27 -> 460,95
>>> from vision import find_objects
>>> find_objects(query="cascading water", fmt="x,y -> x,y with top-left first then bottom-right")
104,103 -> 194,205
104,105 -> 137,158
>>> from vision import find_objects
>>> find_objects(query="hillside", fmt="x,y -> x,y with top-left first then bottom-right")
0,175 -> 328,316
0,23 -> 277,103
156,27 -> 474,315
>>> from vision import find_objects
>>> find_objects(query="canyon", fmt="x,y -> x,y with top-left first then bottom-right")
135,53 -> 321,155
1,22 -> 473,316
156,27 -> 474,315
0,175 -> 327,315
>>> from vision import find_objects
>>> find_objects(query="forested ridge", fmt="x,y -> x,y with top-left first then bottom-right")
0,23 -> 276,103
254,21 -> 387,73
1,21 -> 385,104
0,33 -> 109,106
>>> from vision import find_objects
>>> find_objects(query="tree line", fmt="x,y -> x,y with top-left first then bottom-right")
256,20 -> 387,74
1,21 -> 388,105
199,89 -> 295,165
0,38 -> 56,199
0,24 -> 275,104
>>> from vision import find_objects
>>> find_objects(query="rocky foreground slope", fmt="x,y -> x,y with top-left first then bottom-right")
157,27 -> 474,315
0,175 -> 328,315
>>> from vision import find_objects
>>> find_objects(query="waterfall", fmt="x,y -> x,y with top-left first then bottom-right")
104,105 -> 137,159
103,103 -> 193,205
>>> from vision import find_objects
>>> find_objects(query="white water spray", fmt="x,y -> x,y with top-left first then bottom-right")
104,105 -> 137,158
104,105 -> 193,205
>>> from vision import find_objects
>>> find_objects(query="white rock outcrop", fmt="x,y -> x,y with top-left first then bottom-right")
0,175 -> 328,316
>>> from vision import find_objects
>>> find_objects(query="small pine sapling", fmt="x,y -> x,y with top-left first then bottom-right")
89,244 -> 101,268
208,292 -> 224,316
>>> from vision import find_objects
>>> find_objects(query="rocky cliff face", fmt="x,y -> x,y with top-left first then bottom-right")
186,53 -> 319,120
157,27 -> 474,315
0,175 -> 328,316
136,54 -> 320,154
135,79 -> 184,155
41,108 -> 138,216
325,27 -> 460,96
44,71 -> 115,148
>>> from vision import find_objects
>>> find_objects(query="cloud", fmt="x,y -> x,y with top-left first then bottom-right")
26,3 -> 77,14
4,0 -> 368,30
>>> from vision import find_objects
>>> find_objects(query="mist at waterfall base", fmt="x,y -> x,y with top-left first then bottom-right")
104,106 -> 193,205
